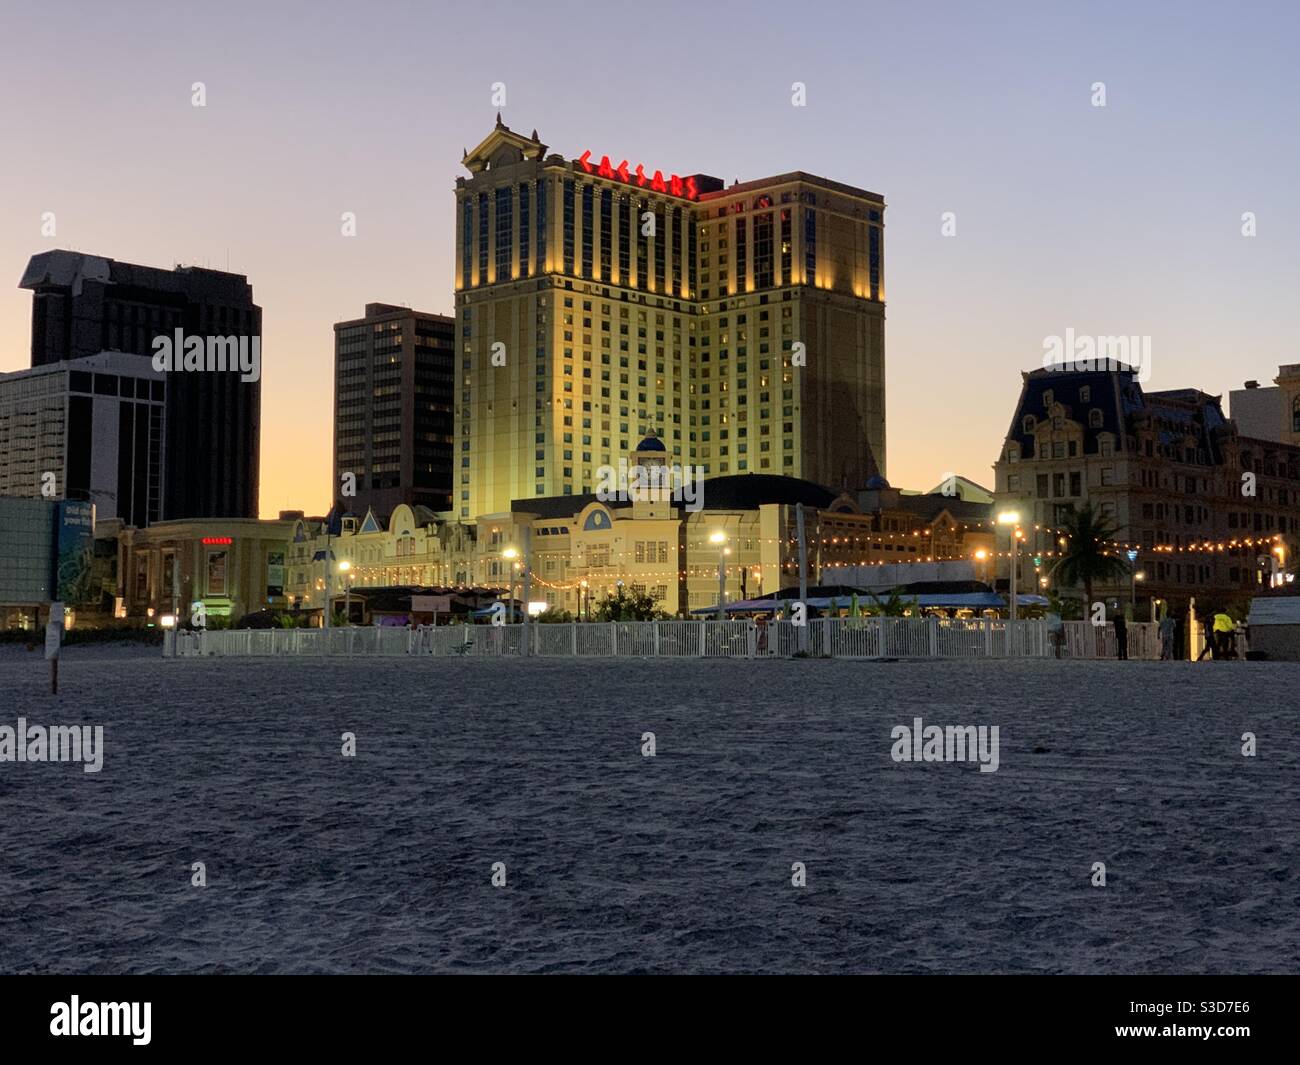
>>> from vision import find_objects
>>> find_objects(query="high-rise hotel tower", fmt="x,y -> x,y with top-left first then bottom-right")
453,118 -> 885,520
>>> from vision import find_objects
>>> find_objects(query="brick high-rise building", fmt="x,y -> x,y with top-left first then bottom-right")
452,119 -> 886,520
333,303 -> 455,520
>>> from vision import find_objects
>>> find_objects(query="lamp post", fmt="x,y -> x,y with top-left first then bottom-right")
579,578 -> 589,622
520,526 -> 532,655
323,546 -> 332,632
710,531 -> 727,621
1272,543 -> 1286,588
339,560 -> 352,625
503,547 -> 518,622
997,511 -> 1022,622
1126,549 -> 1139,611
974,548 -> 989,586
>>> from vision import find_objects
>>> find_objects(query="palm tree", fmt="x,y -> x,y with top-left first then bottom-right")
866,587 -> 919,617
1050,503 -> 1131,609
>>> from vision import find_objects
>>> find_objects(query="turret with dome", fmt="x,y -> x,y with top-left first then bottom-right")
628,431 -> 673,518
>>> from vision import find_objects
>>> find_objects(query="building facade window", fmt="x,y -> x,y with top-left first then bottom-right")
462,199 -> 473,288
804,208 -> 816,283
735,215 -> 747,289
581,184 -> 594,278
780,209 -> 792,286
563,180 -> 575,274
688,215 -> 697,295
868,225 -> 881,300
535,180 -> 547,274
636,199 -> 648,291
495,187 -> 513,281
671,207 -> 682,294
754,211 -> 774,289
618,194 -> 631,283
599,188 -> 613,280
519,183 -> 530,280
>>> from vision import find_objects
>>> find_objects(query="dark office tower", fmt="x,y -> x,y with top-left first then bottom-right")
333,304 -> 455,521
19,250 -> 261,520
0,353 -> 165,527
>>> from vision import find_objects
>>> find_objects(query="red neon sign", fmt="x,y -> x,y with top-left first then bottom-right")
577,150 -> 698,201
202,537 -> 233,545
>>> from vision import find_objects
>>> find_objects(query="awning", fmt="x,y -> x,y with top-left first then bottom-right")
692,591 -> 1010,615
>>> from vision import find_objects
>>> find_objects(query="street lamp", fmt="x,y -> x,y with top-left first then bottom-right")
1126,549 -> 1139,611
710,531 -> 727,621
338,560 -> 352,625
974,548 -> 989,586
997,511 -> 1021,622
1272,543 -> 1287,587
503,547 -> 519,621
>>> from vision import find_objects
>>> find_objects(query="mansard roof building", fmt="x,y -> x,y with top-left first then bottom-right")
993,366 -> 1300,610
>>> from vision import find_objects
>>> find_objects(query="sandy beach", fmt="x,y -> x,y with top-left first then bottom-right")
0,645 -> 1295,974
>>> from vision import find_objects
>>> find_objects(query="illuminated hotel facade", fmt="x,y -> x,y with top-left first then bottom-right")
453,119 -> 886,521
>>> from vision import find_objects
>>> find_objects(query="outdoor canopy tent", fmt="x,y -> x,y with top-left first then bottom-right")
688,581 -> 1035,615
691,592 -> 1007,615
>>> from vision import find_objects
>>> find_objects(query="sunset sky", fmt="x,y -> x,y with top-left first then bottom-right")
3,0 -> 1298,518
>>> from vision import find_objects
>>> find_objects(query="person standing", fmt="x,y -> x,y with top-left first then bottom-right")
1158,613 -> 1176,660
1046,610 -> 1065,659
1113,607 -> 1128,660
1197,614 -> 1215,661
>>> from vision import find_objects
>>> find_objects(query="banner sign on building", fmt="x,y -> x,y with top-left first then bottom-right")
267,550 -> 285,599
54,501 -> 95,604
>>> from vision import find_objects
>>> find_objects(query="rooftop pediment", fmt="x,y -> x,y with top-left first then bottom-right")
462,118 -> 547,173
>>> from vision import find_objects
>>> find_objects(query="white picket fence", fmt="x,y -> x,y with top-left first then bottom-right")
164,619 -> 1160,661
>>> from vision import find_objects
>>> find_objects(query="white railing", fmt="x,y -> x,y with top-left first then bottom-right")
164,619 -> 1161,661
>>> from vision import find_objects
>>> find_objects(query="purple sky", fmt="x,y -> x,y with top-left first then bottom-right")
3,0 -> 1298,516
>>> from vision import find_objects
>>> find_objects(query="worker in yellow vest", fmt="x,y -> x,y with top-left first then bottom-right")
1212,612 -> 1235,660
